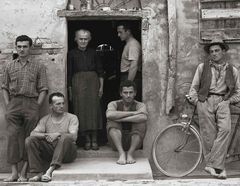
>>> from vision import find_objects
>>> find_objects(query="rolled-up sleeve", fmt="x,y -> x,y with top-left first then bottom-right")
229,67 -> 240,104
188,63 -> 204,104
37,64 -> 48,93
1,64 -> 10,91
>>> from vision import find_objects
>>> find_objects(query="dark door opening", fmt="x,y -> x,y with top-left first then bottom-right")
67,20 -> 142,146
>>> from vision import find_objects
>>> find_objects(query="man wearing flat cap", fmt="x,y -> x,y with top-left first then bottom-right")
187,38 -> 240,179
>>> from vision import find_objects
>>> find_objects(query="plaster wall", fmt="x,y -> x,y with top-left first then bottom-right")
0,0 -> 239,175
0,0 -> 171,173
175,0 -> 240,113
0,0 -> 67,172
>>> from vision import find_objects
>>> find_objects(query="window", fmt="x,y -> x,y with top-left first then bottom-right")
199,0 -> 240,42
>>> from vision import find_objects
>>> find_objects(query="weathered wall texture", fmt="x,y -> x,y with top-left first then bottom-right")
0,0 -> 67,172
0,0 -> 239,175
141,0 -> 171,171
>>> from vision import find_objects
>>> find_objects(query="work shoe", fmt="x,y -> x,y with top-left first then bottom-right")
91,141 -> 99,150
204,166 -> 218,177
84,142 -> 91,150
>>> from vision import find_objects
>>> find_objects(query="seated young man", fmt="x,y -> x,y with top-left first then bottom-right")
106,80 -> 148,165
25,92 -> 79,182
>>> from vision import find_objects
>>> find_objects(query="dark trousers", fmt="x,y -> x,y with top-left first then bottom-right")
25,135 -> 77,173
5,97 -> 39,163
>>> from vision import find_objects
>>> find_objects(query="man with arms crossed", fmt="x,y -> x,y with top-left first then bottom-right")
2,35 -> 48,182
106,80 -> 148,164
187,38 -> 240,179
25,92 -> 79,182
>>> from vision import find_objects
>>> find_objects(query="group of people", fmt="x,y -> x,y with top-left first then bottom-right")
1,21 -> 239,182
2,22 -> 146,182
67,22 -> 142,150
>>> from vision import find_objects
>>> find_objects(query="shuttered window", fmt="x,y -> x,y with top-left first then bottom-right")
200,0 -> 240,42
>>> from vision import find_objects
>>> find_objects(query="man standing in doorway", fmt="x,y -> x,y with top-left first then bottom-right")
187,38 -> 240,179
2,35 -> 48,182
106,80 -> 148,165
117,22 -> 142,100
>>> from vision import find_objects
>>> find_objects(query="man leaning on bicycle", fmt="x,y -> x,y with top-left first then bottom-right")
187,37 -> 240,179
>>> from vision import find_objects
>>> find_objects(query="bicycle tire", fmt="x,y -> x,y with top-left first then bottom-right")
152,123 -> 203,177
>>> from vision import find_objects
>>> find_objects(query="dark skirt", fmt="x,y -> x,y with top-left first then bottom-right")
72,71 -> 102,134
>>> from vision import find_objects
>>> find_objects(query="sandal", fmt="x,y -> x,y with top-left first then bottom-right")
41,174 -> 52,182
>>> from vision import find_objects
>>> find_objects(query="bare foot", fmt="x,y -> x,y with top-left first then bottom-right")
117,153 -> 126,165
3,174 -> 18,182
28,173 -> 43,182
126,153 -> 136,164
17,175 -> 28,182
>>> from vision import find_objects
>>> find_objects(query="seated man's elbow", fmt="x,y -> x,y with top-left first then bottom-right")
30,131 -> 35,136
106,112 -> 113,120
142,115 -> 148,122
139,114 -> 147,122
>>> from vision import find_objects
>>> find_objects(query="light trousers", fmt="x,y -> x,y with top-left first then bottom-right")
197,95 -> 231,170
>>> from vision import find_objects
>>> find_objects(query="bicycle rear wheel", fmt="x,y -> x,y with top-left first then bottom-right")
152,123 -> 202,177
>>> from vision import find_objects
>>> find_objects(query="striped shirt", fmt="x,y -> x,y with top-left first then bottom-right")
1,58 -> 48,97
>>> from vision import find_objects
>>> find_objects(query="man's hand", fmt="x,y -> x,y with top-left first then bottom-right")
98,87 -> 103,97
133,110 -> 145,115
186,94 -> 198,105
219,100 -> 230,106
45,133 -> 61,143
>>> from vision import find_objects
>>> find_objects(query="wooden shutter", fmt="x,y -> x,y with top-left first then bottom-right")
200,0 -> 240,42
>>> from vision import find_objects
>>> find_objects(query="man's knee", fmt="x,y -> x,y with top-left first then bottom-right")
25,136 -> 38,148
58,134 -> 73,144
131,123 -> 146,139
107,121 -> 121,133
109,127 -> 122,136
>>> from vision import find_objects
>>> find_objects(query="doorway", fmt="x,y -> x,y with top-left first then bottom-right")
67,19 -> 142,146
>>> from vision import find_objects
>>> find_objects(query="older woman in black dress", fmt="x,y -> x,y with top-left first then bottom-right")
67,29 -> 104,150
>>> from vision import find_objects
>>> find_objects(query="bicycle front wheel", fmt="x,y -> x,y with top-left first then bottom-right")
152,123 -> 203,177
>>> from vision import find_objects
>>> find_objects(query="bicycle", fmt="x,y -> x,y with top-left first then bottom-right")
152,96 -> 240,178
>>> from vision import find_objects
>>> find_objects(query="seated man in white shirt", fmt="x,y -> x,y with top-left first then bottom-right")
25,92 -> 79,182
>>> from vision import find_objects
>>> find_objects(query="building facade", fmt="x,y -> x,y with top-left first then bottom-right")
0,0 -> 240,173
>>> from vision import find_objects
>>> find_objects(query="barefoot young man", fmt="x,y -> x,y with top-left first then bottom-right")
106,80 -> 148,164
25,92 -> 79,182
187,38 -> 240,179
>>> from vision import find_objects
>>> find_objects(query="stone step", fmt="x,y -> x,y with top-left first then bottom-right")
77,145 -> 145,158
52,157 -> 153,181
